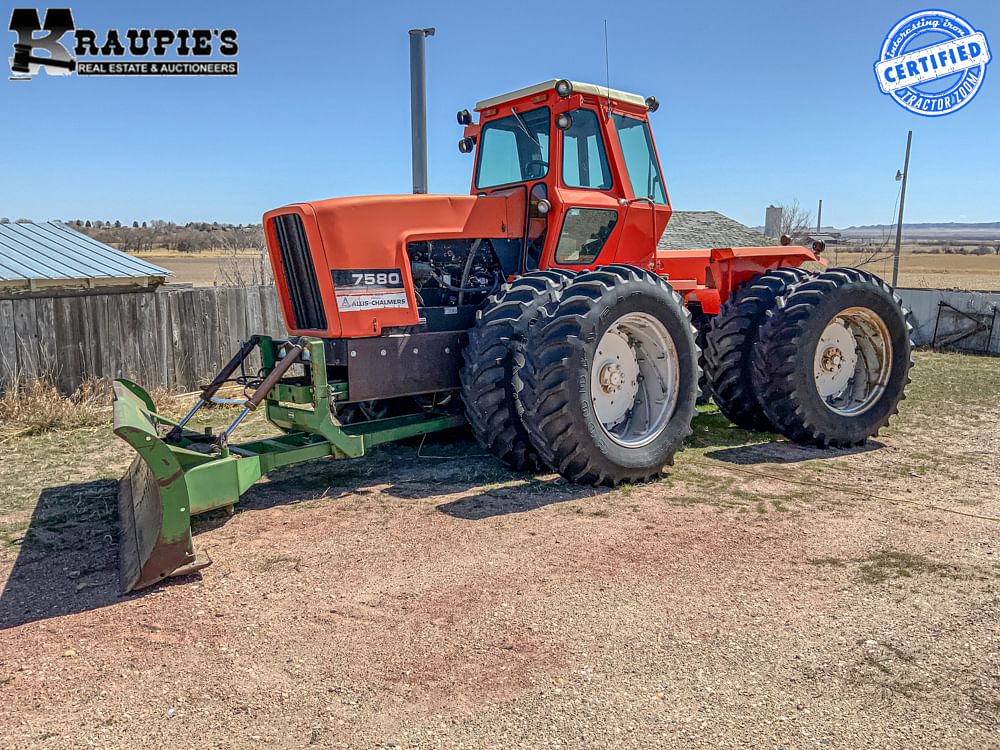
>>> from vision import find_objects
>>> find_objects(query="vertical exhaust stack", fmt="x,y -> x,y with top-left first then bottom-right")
409,27 -> 435,194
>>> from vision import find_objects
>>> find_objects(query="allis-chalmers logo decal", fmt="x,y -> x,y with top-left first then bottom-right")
8,8 -> 238,80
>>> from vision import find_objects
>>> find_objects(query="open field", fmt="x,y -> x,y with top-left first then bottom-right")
140,251 -> 268,288
827,249 -> 1000,291
142,250 -> 1000,291
1,351 -> 998,749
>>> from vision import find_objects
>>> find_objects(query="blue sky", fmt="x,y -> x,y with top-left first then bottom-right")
0,0 -> 997,228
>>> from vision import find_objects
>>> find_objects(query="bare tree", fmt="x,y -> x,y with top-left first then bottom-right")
774,200 -> 813,241
852,229 -> 896,268
215,227 -> 273,287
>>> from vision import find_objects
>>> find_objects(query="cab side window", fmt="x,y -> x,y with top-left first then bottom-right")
611,114 -> 667,204
561,109 -> 612,190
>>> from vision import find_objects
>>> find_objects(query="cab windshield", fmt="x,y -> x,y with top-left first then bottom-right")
475,107 -> 550,189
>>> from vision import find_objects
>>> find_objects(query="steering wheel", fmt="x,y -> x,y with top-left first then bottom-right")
523,160 -> 548,180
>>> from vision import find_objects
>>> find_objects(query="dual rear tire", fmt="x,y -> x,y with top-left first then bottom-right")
706,266 -> 913,446
752,268 -> 914,446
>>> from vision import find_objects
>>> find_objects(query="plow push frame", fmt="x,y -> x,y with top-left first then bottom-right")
113,335 -> 464,593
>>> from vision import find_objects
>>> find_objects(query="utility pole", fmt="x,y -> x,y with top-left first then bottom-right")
816,199 -> 822,233
891,130 -> 912,288
408,28 -> 435,195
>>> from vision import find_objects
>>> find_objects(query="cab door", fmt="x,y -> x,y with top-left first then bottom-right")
542,106 -> 625,272
605,112 -> 671,268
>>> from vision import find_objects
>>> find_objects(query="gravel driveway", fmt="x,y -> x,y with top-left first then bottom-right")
1,351 -> 998,749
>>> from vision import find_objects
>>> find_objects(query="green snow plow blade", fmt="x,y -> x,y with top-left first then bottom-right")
111,336 -> 463,594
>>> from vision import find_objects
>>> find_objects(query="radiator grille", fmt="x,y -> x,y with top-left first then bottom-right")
271,214 -> 327,331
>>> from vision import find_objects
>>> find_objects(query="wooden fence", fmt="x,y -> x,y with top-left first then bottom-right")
0,285 -> 288,394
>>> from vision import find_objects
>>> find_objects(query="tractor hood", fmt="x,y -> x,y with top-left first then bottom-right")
263,191 -> 526,337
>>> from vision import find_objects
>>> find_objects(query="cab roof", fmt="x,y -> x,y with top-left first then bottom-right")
474,80 -> 647,111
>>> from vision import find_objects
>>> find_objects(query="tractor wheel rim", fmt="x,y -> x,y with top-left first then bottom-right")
813,306 -> 893,416
591,312 -> 679,448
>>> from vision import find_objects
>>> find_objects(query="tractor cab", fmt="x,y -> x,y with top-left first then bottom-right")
458,80 -> 669,275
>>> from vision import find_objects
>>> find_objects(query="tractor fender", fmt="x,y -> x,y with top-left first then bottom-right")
708,246 -> 823,303
654,245 -> 823,315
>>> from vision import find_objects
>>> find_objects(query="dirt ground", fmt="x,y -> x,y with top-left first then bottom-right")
1,351 -> 998,749
142,250 -> 1000,292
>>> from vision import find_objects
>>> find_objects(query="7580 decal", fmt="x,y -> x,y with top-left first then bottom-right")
331,268 -> 404,289
332,268 -> 408,312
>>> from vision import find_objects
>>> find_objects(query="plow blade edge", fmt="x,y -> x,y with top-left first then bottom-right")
113,381 -> 210,593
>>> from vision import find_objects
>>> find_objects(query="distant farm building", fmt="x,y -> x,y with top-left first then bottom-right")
763,205 -> 783,239
804,232 -> 842,246
0,221 -> 169,295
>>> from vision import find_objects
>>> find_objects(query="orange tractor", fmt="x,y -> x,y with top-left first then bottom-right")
113,80 -> 912,591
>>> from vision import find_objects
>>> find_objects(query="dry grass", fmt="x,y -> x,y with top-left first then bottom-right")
0,377 -> 111,441
0,376 -> 195,442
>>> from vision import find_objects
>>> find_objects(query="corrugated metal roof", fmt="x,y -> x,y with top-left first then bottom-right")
0,221 -> 170,282
658,211 -> 778,251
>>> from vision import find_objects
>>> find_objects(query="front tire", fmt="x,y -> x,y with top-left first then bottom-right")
518,265 -> 700,485
752,268 -> 913,447
461,270 -> 574,471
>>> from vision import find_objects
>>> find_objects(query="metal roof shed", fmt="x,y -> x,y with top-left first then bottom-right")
0,221 -> 170,294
